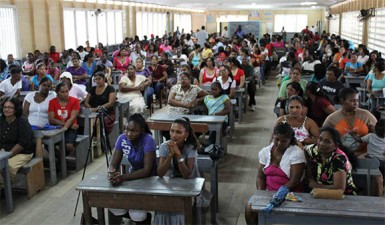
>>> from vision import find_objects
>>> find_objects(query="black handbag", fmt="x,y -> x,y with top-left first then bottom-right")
203,144 -> 224,161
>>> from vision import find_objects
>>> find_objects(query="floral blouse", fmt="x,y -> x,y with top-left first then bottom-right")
305,144 -> 358,195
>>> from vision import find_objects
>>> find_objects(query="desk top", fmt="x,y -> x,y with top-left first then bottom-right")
0,151 -> 11,161
76,173 -> 204,197
33,128 -> 65,138
149,113 -> 226,124
344,76 -> 366,80
250,190 -> 385,219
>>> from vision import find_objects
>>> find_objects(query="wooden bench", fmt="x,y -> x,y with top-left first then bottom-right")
16,136 -> 45,199
66,135 -> 90,171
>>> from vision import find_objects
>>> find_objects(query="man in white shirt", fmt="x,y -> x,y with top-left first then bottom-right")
196,26 -> 208,48
221,26 -> 229,38
130,43 -> 147,63
0,67 -> 22,99
172,49 -> 188,64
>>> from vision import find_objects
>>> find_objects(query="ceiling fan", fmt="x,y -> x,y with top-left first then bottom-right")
358,8 -> 375,21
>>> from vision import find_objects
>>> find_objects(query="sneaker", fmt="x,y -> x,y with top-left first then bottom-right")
249,106 -> 256,111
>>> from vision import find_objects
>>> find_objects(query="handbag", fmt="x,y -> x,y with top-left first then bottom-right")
341,132 -> 360,152
203,144 -> 224,161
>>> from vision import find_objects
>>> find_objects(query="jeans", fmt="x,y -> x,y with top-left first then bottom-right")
153,81 -> 164,99
144,86 -> 154,109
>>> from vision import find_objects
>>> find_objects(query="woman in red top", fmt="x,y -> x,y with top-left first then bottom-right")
148,55 -> 167,100
113,49 -> 131,73
305,82 -> 336,127
48,82 -> 80,155
199,57 -> 218,86
229,57 -> 245,88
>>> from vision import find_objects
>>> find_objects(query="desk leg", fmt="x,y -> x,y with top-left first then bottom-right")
60,133 -> 67,178
238,95 -> 243,123
47,140 -> 57,185
97,207 -> 105,225
184,197 -> 193,225
2,162 -> 14,213
211,161 -> 218,219
82,191 -> 92,225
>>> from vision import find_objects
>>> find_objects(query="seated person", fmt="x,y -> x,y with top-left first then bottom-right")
84,71 -> 116,134
305,82 -> 336,127
179,64 -> 199,86
275,96 -> 319,148
344,52 -> 364,77
31,63 -> 54,91
245,123 -> 306,225
357,119 -> 385,196
48,82 -> 80,155
305,127 -> 358,195
323,88 -> 377,155
148,55 -> 167,101
23,77 -> 56,127
22,53 -> 36,77
199,57 -> 218,86
278,81 -> 304,116
204,82 -> 231,144
212,65 -> 236,98
278,67 -> 307,100
117,65 -> 150,114
59,72 -> 87,101
154,117 -> 201,224
319,67 -> 344,104
0,97 -> 34,190
301,53 -> 321,75
168,72 -> 208,115
0,67 -> 22,101
66,57 -> 88,86
108,114 -> 156,225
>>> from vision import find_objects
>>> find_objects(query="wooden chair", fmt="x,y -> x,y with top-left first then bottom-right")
353,158 -> 381,196
15,136 -> 46,199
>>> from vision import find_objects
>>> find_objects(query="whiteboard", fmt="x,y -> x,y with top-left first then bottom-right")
228,21 -> 261,38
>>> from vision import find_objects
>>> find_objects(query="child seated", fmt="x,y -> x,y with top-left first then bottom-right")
360,119 -> 385,196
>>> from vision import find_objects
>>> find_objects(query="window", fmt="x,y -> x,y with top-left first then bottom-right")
136,11 -> 167,39
217,14 -> 248,32
329,14 -> 340,36
274,14 -> 308,32
341,11 -> 363,48
63,8 -> 124,49
174,14 -> 192,34
0,7 -> 19,58
368,8 -> 385,55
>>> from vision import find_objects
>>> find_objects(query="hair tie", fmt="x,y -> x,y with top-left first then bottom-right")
316,88 -> 320,92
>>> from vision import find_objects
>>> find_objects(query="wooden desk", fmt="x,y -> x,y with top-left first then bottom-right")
33,129 -> 66,185
250,190 -> 385,225
76,173 -> 204,225
149,114 -> 226,147
0,151 -> 13,213
344,76 -> 365,88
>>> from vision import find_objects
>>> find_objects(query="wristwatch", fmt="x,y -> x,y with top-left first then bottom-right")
178,157 -> 185,163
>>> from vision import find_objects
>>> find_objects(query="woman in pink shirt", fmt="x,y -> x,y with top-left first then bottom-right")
113,49 -> 131,72
245,122 -> 305,224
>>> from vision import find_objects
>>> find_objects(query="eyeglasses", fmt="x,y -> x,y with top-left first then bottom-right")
180,77 -> 189,81
3,106 -> 15,109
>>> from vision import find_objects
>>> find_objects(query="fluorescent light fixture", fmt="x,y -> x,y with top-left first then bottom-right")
300,2 -> 317,6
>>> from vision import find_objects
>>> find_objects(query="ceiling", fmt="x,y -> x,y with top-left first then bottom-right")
125,0 -> 346,11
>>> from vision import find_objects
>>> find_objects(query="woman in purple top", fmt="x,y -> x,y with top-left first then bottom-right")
108,113 -> 156,225
66,58 -> 87,86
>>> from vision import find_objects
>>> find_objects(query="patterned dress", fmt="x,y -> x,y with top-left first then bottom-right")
305,144 -> 358,195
